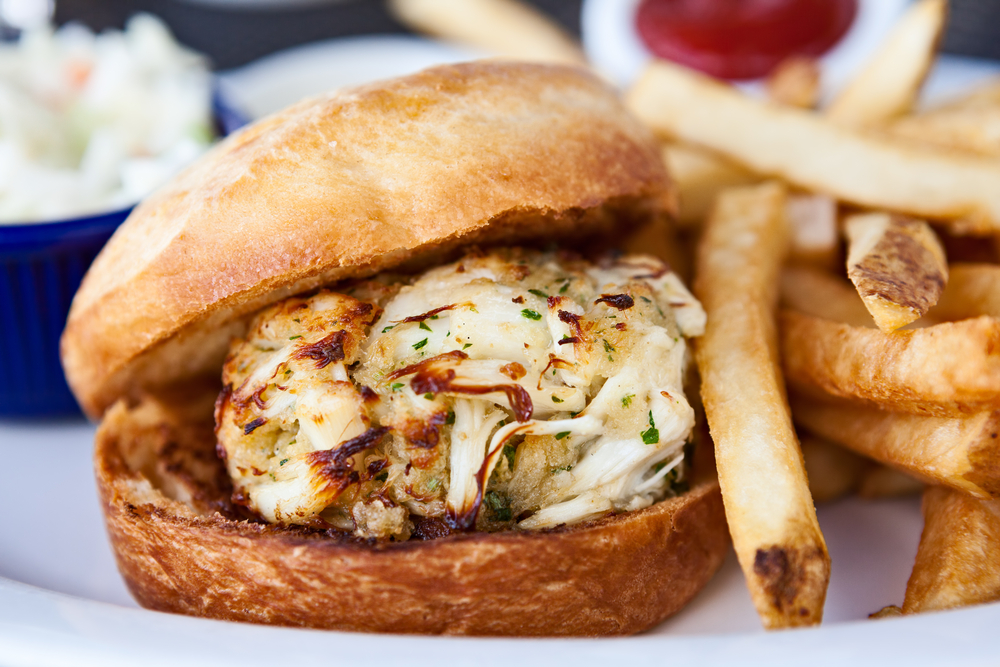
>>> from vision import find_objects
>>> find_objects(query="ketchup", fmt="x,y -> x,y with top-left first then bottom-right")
636,0 -> 858,80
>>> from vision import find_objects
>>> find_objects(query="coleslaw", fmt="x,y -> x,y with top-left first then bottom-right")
0,13 -> 214,223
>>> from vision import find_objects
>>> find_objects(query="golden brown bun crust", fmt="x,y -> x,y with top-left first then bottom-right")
95,392 -> 727,636
63,61 -> 670,419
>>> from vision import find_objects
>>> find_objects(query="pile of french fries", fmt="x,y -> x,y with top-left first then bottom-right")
627,0 -> 1000,627
394,0 -> 1000,630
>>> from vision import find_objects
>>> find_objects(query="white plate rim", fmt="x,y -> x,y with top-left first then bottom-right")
2,574 -> 999,667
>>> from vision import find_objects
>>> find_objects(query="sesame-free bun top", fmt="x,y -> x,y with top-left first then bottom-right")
61,61 -> 671,419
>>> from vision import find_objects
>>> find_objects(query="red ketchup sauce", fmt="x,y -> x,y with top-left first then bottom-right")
636,0 -> 859,80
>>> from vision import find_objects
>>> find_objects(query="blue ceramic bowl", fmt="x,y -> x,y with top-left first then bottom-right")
0,89 -> 248,418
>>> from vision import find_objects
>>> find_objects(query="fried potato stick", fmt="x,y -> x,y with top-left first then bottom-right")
844,213 -> 948,333
931,263 -> 1000,321
786,194 -> 839,270
904,486 -> 1000,614
826,0 -> 948,126
695,183 -> 830,629
789,394 -> 1000,499
781,311 -> 1000,416
800,435 -> 867,504
857,465 -> 924,499
780,266 -> 875,328
888,80 -> 1000,159
388,0 -> 586,66
767,57 -> 821,110
626,61 -> 1000,232
660,143 -> 758,228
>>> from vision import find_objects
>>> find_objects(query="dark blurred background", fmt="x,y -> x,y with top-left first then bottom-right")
52,0 -> 1000,72
55,0 -> 581,71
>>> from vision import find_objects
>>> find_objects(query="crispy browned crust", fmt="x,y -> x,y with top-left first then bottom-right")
62,61 -> 670,419
780,311 -> 1000,417
95,394 -> 728,636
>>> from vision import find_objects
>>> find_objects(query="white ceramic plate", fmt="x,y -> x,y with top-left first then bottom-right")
2,416 -> 999,666
4,32 -> 1000,667
215,35 -> 480,120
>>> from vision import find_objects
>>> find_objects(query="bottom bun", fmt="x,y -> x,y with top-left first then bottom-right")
94,388 -> 728,636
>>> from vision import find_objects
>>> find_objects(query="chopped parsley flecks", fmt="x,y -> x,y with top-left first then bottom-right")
555,431 -> 571,440
641,411 -> 660,445
484,491 -> 512,521
413,338 -> 428,350
463,343 -> 473,349
503,443 -> 517,469
279,458 -> 289,466
622,394 -> 635,408
424,392 -> 435,400
419,321 -> 432,331
654,464 -> 687,493
382,325 -> 395,333
551,395 -> 564,404
391,382 -> 405,392
528,289 -> 548,298
521,309 -> 542,321
445,410 -> 456,425
288,335 -> 302,340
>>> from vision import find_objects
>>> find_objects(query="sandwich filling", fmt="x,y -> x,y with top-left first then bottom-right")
215,249 -> 705,541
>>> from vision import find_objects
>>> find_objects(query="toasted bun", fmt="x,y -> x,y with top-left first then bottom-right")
96,389 -> 727,636
62,61 -> 671,420
70,62 -> 722,636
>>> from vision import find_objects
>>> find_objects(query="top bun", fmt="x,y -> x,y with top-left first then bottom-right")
61,61 -> 671,419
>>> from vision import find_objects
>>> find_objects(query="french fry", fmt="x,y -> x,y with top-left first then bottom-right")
857,465 -> 924,499
869,605 -> 904,619
782,311 -> 1000,416
388,0 -> 587,66
626,60 -> 1000,233
826,0 -> 948,126
844,213 -> 948,333
888,80 -> 1000,159
903,486 -> 1000,614
767,57 -> 821,110
934,79 -> 1000,109
931,263 -> 1000,321
786,194 -> 839,269
800,435 -> 866,503
889,106 -> 1000,159
780,265 -> 875,328
695,182 -> 830,629
661,143 -> 758,228
789,394 -> 1000,499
